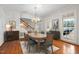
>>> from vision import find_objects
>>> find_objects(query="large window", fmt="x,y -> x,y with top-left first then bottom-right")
64,18 -> 74,27
63,17 -> 75,35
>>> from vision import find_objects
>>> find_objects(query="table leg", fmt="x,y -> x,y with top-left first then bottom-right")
36,41 -> 40,53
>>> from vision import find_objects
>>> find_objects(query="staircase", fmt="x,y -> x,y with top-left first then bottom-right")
20,18 -> 34,31
19,18 -> 34,39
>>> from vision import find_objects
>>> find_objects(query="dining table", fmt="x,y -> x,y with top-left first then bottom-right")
28,32 -> 47,53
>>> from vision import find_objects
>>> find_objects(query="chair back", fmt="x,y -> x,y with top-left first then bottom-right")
46,33 -> 53,42
24,33 -> 29,41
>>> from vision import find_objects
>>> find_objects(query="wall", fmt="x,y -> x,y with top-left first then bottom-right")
76,7 -> 79,44
0,7 -> 6,46
44,5 -> 79,44
3,10 -> 20,31
37,17 -> 52,32
0,7 -> 21,46
21,13 -> 33,19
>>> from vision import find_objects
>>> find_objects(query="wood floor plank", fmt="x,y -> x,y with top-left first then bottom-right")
0,40 -> 22,54
0,39 -> 79,54
53,40 -> 79,54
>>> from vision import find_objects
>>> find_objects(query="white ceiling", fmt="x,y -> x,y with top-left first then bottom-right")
0,4 -> 68,19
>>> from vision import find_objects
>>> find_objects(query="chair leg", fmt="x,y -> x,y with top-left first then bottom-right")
51,46 -> 53,54
27,42 -> 30,53
41,44 -> 48,54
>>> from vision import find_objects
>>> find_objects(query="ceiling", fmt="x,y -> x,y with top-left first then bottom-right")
0,4 -> 69,19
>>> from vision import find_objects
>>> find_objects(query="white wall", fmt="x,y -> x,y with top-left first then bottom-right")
44,5 -> 79,44
37,18 -> 52,32
21,13 -> 33,19
0,7 -> 6,46
76,7 -> 79,44
0,7 -> 21,46
3,10 -> 20,31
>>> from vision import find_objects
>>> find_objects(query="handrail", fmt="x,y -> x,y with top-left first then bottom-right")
20,19 -> 34,30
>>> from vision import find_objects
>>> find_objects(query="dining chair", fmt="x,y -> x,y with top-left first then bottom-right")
27,36 -> 37,53
24,33 -> 37,53
40,31 -> 45,34
24,33 -> 28,41
40,34 -> 53,54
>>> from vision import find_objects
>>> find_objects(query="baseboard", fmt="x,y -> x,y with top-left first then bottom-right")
60,39 -> 79,45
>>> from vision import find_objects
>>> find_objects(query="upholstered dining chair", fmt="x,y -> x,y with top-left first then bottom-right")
24,33 -> 37,53
27,36 -> 37,53
40,33 -> 53,54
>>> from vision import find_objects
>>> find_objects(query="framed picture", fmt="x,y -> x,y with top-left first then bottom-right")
52,19 -> 59,31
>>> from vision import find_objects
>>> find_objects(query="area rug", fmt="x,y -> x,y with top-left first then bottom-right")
20,41 -> 59,54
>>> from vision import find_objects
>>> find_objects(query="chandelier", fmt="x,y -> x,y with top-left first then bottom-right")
32,5 -> 41,23
32,17 -> 40,23
31,5 -> 41,32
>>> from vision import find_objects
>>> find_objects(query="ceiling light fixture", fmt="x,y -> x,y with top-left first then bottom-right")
32,4 -> 41,23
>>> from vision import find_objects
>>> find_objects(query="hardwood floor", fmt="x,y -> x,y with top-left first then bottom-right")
53,40 -> 79,54
0,39 -> 79,54
0,40 -> 22,54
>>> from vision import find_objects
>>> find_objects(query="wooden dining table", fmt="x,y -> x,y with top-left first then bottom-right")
28,32 -> 47,52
